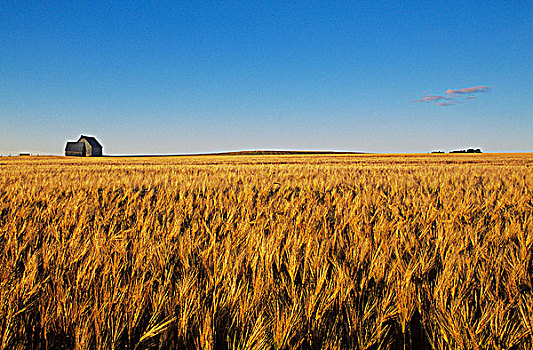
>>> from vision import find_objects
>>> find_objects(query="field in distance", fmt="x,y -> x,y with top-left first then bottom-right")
1,153 -> 532,349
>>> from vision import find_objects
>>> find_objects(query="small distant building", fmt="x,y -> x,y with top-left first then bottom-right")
65,135 -> 103,157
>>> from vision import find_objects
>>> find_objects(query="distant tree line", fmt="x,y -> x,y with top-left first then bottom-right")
431,148 -> 482,154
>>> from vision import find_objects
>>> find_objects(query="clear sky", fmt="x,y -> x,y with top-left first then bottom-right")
1,1 -> 532,155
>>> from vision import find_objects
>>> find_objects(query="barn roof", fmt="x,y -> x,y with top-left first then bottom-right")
78,135 -> 102,148
65,142 -> 85,152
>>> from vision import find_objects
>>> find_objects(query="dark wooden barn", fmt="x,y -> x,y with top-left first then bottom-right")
65,135 -> 103,157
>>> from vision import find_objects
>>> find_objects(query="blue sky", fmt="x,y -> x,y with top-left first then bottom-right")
1,1 -> 532,155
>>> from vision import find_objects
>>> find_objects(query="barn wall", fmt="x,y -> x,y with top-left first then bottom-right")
91,147 -> 102,156
65,150 -> 85,156
65,142 -> 86,157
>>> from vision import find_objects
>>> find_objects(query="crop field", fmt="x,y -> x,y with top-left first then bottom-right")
1,153 -> 532,349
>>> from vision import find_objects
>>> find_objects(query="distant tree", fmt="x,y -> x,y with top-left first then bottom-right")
450,148 -> 482,154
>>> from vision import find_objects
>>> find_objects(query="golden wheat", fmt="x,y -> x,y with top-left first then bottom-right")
0,154 -> 532,349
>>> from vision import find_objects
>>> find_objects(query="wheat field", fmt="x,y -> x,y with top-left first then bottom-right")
1,153 -> 532,349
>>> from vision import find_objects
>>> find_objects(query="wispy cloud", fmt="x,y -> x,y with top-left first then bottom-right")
414,85 -> 492,107
436,101 -> 457,107
446,86 -> 491,95
413,95 -> 447,103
